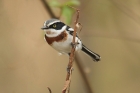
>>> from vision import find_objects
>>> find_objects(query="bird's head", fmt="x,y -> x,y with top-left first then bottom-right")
41,19 -> 66,37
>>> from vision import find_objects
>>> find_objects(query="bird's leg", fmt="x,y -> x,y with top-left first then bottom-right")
71,42 -> 76,48
70,42 -> 79,48
67,66 -> 74,73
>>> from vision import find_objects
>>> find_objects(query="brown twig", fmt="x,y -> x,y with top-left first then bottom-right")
47,87 -> 52,93
62,8 -> 80,93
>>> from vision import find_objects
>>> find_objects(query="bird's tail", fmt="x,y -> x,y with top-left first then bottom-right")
81,44 -> 101,62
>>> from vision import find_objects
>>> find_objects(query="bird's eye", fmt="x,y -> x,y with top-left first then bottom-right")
53,24 -> 56,28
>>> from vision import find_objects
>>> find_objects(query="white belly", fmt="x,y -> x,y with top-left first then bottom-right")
51,34 -> 82,54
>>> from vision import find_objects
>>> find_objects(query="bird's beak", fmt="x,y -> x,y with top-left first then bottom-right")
41,26 -> 49,30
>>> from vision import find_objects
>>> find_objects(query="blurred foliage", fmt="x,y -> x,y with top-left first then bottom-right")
49,0 -> 80,24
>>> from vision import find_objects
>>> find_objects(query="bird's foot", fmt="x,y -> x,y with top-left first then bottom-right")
67,67 -> 74,73
71,42 -> 79,48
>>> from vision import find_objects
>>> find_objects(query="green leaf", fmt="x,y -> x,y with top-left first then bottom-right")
49,0 -> 80,24
64,0 -> 80,6
62,6 -> 74,24
49,0 -> 61,7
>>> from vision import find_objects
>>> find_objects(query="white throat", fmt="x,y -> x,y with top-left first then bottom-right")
44,25 -> 66,37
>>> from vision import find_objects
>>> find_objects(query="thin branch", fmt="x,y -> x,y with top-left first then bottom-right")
47,87 -> 52,93
62,8 -> 80,93
40,0 -> 58,18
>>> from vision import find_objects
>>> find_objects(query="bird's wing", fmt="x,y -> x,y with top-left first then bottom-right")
66,26 -> 81,39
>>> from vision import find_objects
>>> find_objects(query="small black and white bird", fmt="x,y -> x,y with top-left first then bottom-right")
41,19 -> 101,62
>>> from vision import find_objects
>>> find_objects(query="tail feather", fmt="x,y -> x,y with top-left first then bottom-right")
81,44 -> 101,62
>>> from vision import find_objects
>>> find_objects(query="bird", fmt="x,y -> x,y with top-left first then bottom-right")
41,19 -> 101,62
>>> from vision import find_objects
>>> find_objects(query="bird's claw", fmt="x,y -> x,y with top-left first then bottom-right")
67,67 -> 74,73
71,42 -> 79,48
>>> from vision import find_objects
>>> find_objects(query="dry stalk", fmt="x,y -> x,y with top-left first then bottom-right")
47,87 -> 52,93
62,8 -> 80,93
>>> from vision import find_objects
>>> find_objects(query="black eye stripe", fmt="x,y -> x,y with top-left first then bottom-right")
49,22 -> 65,30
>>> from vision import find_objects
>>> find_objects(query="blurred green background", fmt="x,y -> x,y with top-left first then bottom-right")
0,0 -> 140,93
